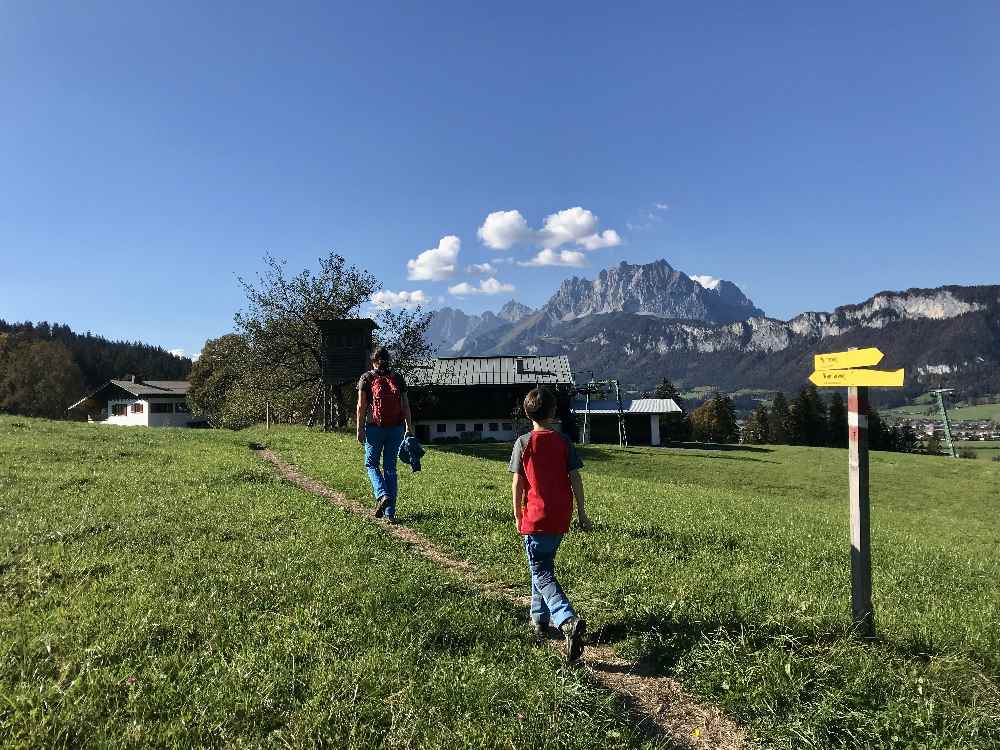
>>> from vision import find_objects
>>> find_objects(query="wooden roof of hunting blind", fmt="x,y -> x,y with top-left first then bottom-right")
408,356 -> 574,388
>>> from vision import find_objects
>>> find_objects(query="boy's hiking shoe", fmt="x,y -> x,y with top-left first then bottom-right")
531,620 -> 549,640
560,617 -> 587,663
373,496 -> 390,518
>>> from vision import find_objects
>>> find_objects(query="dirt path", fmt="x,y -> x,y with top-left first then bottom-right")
254,446 -> 746,750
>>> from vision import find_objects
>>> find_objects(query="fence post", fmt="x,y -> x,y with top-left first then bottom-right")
848,385 -> 875,638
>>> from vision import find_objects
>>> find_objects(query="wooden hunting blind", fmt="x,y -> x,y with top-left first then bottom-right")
316,318 -> 378,430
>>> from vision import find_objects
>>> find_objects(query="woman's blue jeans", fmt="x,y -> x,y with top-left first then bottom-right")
364,424 -> 405,517
523,533 -> 576,628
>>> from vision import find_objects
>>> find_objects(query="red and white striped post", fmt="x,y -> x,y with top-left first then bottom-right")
847,385 -> 875,638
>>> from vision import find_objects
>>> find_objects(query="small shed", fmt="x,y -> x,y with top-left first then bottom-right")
574,398 -> 682,446
316,318 -> 379,385
316,318 -> 379,430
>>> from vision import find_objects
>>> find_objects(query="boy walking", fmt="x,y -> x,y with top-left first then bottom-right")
509,387 -> 592,663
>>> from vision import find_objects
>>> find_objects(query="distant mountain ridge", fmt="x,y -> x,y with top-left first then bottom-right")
426,259 -> 1000,401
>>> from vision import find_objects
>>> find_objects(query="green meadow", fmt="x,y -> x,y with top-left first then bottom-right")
2,415 -> 999,749
0,417 -> 653,749
259,426 -> 1000,750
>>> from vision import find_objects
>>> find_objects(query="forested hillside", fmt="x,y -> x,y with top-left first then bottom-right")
0,320 -> 192,418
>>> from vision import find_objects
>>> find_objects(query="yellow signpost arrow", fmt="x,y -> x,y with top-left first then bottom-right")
809,368 -> 904,387
814,347 -> 884,371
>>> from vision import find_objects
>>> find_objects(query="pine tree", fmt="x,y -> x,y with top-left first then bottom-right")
769,392 -> 791,444
654,377 -> 681,402
827,391 -> 848,447
744,403 -> 770,444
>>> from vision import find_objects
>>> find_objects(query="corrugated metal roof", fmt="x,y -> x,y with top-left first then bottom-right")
409,356 -> 573,387
573,398 -> 682,415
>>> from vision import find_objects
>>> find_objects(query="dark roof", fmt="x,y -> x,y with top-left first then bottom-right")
110,379 -> 191,397
316,318 -> 379,332
573,398 -> 682,415
409,356 -> 574,387
68,379 -> 190,411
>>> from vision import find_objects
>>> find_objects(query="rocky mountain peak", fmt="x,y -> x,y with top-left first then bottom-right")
498,300 -> 534,323
542,259 -> 764,324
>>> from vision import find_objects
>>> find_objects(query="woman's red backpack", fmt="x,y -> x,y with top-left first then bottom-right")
369,371 -> 403,427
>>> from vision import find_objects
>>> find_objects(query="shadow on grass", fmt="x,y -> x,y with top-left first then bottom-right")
430,441 -> 777,465
587,610 -> 992,679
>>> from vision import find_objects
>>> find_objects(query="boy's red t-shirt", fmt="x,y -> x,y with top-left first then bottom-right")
508,429 -> 584,534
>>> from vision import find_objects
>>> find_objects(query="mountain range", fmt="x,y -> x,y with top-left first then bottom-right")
426,259 -> 1000,403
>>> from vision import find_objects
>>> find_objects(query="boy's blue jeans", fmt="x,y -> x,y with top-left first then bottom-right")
523,533 -> 576,628
364,424 -> 405,517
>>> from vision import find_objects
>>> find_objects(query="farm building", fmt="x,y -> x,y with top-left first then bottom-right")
576,398 -> 682,446
68,377 -> 193,427
408,356 -> 576,443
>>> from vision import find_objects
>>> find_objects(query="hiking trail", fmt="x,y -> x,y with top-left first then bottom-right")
254,445 -> 746,750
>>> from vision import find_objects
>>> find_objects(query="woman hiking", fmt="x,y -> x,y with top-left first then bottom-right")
356,347 -> 414,522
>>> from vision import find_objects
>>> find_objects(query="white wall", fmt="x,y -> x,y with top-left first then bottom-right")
102,398 -> 192,427
416,418 -> 517,442
105,398 -> 150,426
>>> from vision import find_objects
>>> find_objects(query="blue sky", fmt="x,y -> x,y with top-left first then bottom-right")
2,1 -> 998,359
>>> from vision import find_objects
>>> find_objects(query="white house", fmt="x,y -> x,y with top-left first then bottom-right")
68,377 -> 194,427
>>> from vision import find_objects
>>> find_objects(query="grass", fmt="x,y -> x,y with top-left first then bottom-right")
885,401 -> 1000,422
256,426 -> 1000,750
955,440 -> 1000,461
0,415 -> 658,749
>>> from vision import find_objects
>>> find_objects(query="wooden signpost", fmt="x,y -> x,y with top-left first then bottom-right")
810,347 -> 905,639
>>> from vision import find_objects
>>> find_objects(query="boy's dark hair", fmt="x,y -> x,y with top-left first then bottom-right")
371,346 -> 392,367
524,387 -> 556,422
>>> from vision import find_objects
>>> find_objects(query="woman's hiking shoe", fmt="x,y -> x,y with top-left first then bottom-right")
560,617 -> 586,663
374,496 -> 390,518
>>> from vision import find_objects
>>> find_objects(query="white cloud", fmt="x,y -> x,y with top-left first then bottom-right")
478,210 -> 532,250
466,262 -> 496,274
448,277 -> 516,296
169,348 -> 186,358
654,202 -> 670,211
538,207 -> 598,248
518,249 -> 587,267
406,235 -> 460,280
371,289 -> 429,309
578,229 -> 622,250
690,274 -> 721,291
477,206 -> 621,253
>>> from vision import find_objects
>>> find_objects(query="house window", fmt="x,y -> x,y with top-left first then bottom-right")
455,423 -> 466,432
151,402 -> 174,414
474,423 -> 484,432
436,423 -> 447,433
175,402 -> 190,413
489,422 -> 499,432
502,422 -> 513,431
111,403 -> 127,416
130,402 -> 144,414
